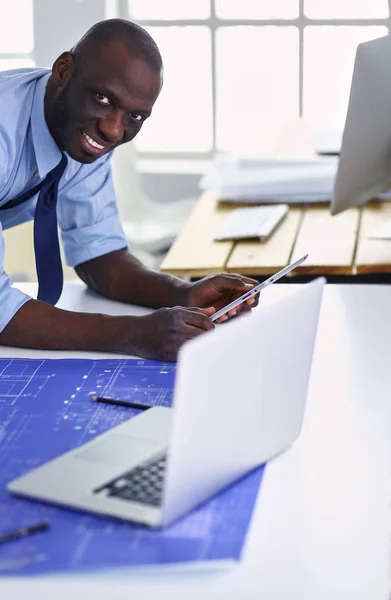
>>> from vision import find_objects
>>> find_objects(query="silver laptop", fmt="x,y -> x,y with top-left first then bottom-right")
8,278 -> 324,527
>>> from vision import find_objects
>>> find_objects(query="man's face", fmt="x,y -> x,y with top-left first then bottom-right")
49,42 -> 162,164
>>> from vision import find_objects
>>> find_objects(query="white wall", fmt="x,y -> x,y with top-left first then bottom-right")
33,0 -> 106,67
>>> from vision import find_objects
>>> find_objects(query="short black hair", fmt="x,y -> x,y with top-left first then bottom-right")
71,18 -> 162,72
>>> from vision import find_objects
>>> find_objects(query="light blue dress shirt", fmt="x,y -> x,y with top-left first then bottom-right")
0,68 -> 128,331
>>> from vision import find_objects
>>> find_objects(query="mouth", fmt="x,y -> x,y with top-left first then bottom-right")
80,131 -> 108,157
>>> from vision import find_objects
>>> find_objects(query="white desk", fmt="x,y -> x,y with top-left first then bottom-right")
1,282 -> 390,600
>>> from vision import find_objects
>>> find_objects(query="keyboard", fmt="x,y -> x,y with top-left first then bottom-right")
94,454 -> 166,507
213,204 -> 288,242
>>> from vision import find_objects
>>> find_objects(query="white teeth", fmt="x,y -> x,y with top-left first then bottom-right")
83,133 -> 104,150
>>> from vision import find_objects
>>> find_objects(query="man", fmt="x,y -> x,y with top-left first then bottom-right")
0,19 -> 258,361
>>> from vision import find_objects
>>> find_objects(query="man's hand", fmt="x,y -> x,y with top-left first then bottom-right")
0,300 -> 215,363
124,306 -> 215,361
183,273 -> 260,323
75,251 -> 260,324
0,257 -> 259,362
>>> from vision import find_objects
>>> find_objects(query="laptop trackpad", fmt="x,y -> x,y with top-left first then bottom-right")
74,435 -> 160,467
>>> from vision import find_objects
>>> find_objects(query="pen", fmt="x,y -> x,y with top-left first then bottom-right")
92,396 -> 152,411
0,521 -> 50,544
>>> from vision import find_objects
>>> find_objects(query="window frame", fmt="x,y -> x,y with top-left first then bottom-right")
0,52 -> 34,61
121,0 -> 391,160
0,0 -> 34,67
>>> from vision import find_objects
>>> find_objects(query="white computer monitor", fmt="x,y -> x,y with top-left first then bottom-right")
331,34 -> 391,216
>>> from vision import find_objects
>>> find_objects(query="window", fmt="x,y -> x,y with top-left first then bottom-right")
124,0 -> 390,158
0,0 -> 35,69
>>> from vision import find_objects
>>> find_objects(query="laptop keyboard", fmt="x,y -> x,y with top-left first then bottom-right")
94,454 -> 166,507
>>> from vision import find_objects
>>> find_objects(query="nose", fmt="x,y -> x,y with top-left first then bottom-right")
98,111 -> 125,143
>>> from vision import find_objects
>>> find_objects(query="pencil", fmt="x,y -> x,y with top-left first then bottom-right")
92,396 -> 152,411
0,521 -> 50,544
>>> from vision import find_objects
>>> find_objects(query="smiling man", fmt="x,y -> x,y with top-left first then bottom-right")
0,19 -> 258,361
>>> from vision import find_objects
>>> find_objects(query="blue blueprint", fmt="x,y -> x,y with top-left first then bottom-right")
0,358 -> 264,575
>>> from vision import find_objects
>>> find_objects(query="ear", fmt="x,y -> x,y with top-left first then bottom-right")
51,51 -> 74,87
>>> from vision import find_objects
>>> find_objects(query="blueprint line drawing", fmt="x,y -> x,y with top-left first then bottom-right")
0,358 -> 264,575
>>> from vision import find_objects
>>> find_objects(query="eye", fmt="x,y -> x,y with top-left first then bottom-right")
95,93 -> 111,106
129,112 -> 144,122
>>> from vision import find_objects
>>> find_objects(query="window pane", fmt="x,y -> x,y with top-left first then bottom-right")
135,27 -> 212,152
303,27 -> 387,135
304,0 -> 389,19
216,27 -> 299,155
105,0 -> 118,19
0,0 -> 33,53
0,59 -> 35,70
216,0 -> 299,19
128,0 -> 210,20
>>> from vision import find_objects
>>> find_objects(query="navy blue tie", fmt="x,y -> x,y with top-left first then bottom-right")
0,154 -> 67,305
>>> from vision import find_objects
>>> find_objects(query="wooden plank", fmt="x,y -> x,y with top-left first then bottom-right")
160,191 -> 234,277
291,204 -> 359,275
226,206 -> 303,275
355,201 -> 391,273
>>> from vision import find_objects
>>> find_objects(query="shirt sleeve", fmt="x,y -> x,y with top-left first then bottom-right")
0,221 -> 32,332
0,138 -> 32,332
0,134 -> 10,199
57,152 -> 128,268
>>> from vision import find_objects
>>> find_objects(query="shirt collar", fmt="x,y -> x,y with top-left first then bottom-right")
31,73 -> 63,178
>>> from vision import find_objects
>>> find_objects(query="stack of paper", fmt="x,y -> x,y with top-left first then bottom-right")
199,155 -> 339,204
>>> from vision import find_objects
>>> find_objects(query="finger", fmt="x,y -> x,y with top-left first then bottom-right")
237,297 -> 257,312
187,306 -> 216,318
215,297 -> 252,321
227,304 -> 250,318
215,314 -> 229,324
183,322 -> 214,338
211,274 -> 254,291
245,292 -> 260,305
246,294 -> 259,307
228,298 -> 256,317
221,306 -> 253,324
182,309 -> 215,331
228,273 -> 259,287
227,292 -> 257,313
236,303 -> 252,314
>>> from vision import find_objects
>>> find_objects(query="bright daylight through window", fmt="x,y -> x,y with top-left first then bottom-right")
127,0 -> 391,158
0,0 -> 34,70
